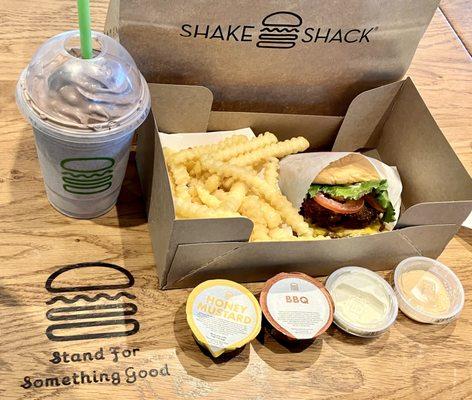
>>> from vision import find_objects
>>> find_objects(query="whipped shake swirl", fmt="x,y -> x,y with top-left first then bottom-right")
21,30 -> 146,132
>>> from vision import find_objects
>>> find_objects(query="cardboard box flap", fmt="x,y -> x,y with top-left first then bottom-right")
135,112 -> 156,211
148,82 -> 344,149
377,78 -> 472,224
142,116 -> 174,285
377,79 -> 472,203
334,78 -> 472,225
208,112 -> 343,150
165,242 -> 244,289
157,219 -> 253,287
165,224 -> 458,288
149,84 -> 213,133
398,202 -> 472,228
332,80 -> 404,152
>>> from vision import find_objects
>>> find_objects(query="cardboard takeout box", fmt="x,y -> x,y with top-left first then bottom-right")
135,80 -> 472,289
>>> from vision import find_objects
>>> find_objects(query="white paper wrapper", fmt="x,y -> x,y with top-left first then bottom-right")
278,152 -> 403,229
159,127 -> 255,150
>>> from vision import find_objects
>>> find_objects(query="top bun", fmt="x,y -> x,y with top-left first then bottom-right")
314,154 -> 380,185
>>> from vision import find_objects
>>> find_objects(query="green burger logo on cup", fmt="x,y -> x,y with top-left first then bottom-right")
61,157 -> 115,195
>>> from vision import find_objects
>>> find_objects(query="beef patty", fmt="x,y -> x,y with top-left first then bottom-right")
300,197 -> 380,229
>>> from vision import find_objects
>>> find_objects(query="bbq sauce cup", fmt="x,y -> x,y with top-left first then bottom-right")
259,272 -> 334,343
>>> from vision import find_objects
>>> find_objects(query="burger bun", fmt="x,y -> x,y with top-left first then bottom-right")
313,154 -> 380,185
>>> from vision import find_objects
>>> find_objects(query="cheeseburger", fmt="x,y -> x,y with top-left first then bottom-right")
300,154 -> 396,237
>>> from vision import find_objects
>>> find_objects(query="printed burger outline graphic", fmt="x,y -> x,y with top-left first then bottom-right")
45,262 -> 139,341
61,157 -> 115,195
257,11 -> 303,49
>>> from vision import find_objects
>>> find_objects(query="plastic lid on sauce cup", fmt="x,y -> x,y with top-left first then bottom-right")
325,266 -> 398,337
259,272 -> 334,341
393,256 -> 464,324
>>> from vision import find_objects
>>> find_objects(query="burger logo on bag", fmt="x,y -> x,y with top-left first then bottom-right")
45,262 -> 139,342
256,12 -> 302,49
179,10 -> 377,48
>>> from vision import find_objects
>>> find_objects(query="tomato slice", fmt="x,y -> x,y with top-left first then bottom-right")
314,193 -> 364,214
365,194 -> 385,212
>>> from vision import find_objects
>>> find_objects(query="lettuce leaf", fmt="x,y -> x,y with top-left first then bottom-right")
307,179 -> 396,222
308,180 -> 388,200
377,190 -> 396,223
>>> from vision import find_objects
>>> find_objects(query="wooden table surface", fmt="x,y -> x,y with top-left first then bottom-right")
441,0 -> 472,53
0,1 -> 471,399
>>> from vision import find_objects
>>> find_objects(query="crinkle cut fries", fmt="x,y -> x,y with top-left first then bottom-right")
164,132 -> 328,242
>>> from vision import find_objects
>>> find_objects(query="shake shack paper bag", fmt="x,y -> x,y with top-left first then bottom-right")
105,0 -> 439,115
278,153 -> 402,231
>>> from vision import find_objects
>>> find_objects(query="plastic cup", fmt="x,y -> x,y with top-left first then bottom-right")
30,123 -> 135,218
393,256 -> 464,324
16,30 -> 150,218
325,266 -> 398,337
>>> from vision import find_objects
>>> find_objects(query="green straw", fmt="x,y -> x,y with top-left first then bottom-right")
77,0 -> 93,59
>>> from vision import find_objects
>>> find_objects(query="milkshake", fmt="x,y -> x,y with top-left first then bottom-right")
16,30 -> 150,218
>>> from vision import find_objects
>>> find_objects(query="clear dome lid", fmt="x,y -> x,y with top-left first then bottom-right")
18,30 -> 149,134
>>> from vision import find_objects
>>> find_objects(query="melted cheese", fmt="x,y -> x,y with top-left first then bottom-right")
330,222 -> 382,238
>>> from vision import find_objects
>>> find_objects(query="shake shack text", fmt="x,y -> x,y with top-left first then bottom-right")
179,11 -> 377,48
180,25 -> 375,44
